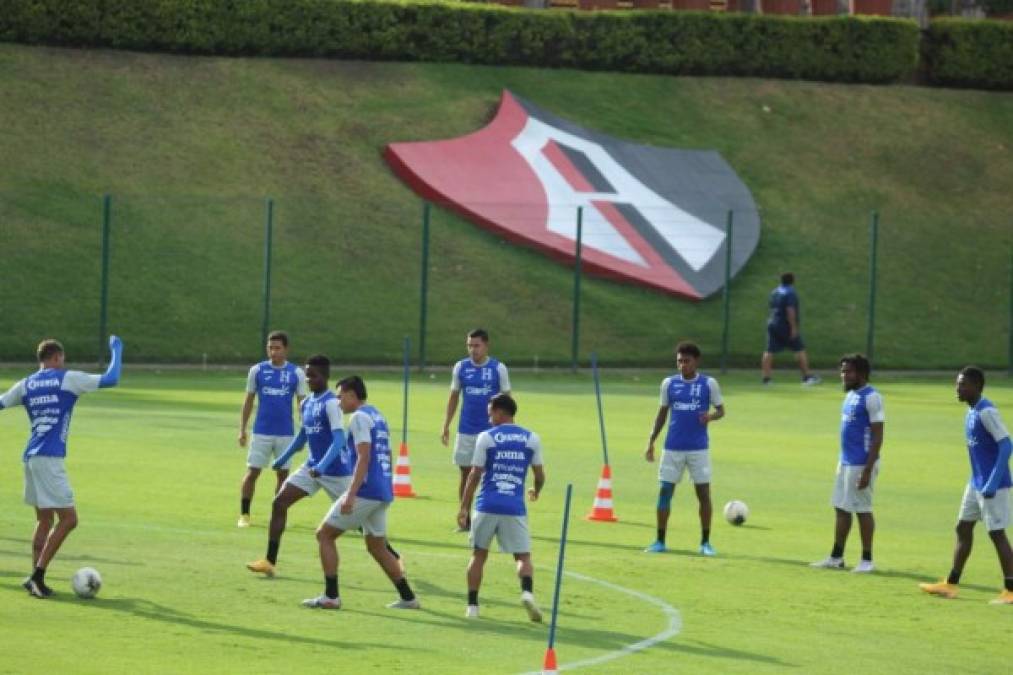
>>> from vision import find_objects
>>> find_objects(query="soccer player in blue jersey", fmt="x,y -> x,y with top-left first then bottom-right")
458,393 -> 545,621
761,272 -> 820,386
441,328 -> 511,531
304,376 -> 419,610
237,330 -> 308,528
920,366 -> 1013,604
645,341 -> 724,556
0,335 -> 122,598
811,354 -> 884,573
246,354 -> 348,577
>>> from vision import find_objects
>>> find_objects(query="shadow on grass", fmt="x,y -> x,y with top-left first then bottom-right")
668,639 -> 797,667
0,544 -> 145,567
386,534 -> 473,553
408,577 -> 596,620
0,580 -> 423,652
530,534 -> 647,553
717,552 -> 998,592
353,589 -> 794,668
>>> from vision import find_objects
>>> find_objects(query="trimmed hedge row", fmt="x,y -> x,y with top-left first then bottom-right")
0,0 -> 920,83
923,18 -> 1013,89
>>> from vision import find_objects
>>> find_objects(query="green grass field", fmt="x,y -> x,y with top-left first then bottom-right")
1,366 -> 1010,673
1,43 -> 1012,368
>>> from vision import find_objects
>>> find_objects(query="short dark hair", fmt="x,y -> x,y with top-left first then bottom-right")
490,392 -> 517,417
305,354 -> 330,378
338,375 -> 367,401
780,272 -> 795,286
468,328 -> 490,343
267,330 -> 289,347
959,366 -> 985,390
840,353 -> 871,379
37,339 -> 64,362
675,341 -> 701,359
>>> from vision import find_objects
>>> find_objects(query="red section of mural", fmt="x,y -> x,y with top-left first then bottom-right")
384,91 -> 701,299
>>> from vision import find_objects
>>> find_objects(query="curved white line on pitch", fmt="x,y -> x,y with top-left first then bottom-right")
520,570 -> 682,674
74,523 -> 681,670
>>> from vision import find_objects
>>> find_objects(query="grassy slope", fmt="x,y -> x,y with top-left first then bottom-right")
0,369 -> 1010,673
0,44 -> 1011,368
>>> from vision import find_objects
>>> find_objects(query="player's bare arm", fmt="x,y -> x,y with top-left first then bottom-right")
442,390 -> 461,446
528,465 -> 545,502
700,404 -> 726,425
239,392 -> 256,447
858,422 -> 884,489
341,441 -> 372,514
646,405 -> 668,461
787,306 -> 799,338
458,467 -> 483,526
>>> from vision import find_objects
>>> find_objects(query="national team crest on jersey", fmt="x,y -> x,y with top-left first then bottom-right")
385,91 -> 761,300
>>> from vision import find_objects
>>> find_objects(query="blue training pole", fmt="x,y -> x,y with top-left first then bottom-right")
401,335 -> 410,447
591,352 -> 610,466
547,483 -> 574,652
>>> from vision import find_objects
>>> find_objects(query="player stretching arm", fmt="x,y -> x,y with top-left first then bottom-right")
0,335 -> 122,598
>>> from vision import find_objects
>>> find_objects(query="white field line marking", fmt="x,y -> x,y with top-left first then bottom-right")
13,520 -> 682,670
402,551 -> 682,673
520,570 -> 682,674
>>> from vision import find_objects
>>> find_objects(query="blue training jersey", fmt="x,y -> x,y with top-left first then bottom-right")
661,373 -> 722,451
966,398 -> 1012,492
767,284 -> 799,333
247,361 -> 307,436
839,385 -> 885,466
473,423 -> 542,516
452,357 -> 510,435
0,369 -> 101,461
300,391 -> 350,477
346,404 -> 394,503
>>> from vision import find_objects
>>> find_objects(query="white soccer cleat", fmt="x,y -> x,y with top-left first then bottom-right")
237,514 -> 251,528
802,375 -> 822,386
852,560 -> 875,573
387,598 -> 421,609
302,595 -> 341,609
521,591 -> 542,622
465,604 -> 480,618
809,556 -> 846,569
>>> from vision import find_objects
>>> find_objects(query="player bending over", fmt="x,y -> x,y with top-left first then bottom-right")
920,366 -> 1013,604
304,376 -> 418,610
458,393 -> 545,621
0,336 -> 122,598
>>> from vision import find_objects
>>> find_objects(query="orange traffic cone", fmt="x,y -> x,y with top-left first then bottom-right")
586,464 -> 618,522
541,647 -> 558,674
392,441 -> 417,498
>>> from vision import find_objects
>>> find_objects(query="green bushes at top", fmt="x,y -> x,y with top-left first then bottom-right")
0,0 -> 919,83
3,1 -> 1009,90
924,19 -> 1013,89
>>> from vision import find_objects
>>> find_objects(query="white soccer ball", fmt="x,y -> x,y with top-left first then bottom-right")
71,567 -> 102,598
724,500 -> 749,526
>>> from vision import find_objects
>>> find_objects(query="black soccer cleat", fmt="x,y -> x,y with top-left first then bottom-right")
23,577 -> 53,599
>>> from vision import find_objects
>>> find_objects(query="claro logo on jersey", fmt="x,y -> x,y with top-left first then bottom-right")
465,385 -> 493,396
386,91 -> 760,300
262,386 -> 290,396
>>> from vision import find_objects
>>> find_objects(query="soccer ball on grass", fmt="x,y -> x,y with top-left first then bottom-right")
71,567 -> 102,599
723,500 -> 749,526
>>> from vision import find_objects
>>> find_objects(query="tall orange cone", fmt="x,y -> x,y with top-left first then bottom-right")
392,441 -> 416,498
541,647 -> 558,674
586,464 -> 618,522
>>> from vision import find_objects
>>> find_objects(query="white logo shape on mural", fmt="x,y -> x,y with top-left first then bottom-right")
511,117 -> 726,272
